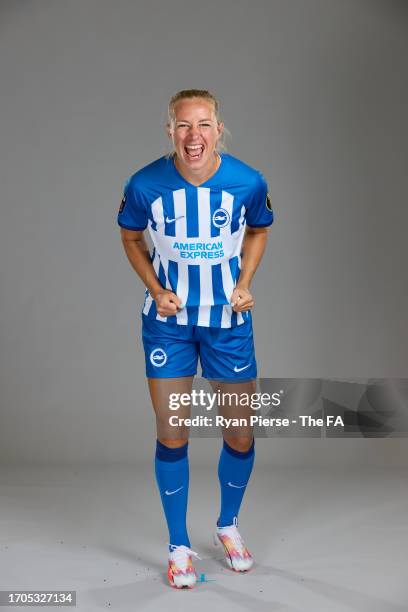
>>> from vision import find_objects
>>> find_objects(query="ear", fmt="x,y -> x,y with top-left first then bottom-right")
166,122 -> 173,139
217,121 -> 224,137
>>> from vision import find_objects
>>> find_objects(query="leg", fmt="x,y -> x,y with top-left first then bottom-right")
148,376 -> 194,447
198,319 -> 257,571
207,380 -> 255,571
142,317 -> 200,587
148,376 -> 194,548
198,320 -> 257,527
209,379 -> 256,527
209,379 -> 256,451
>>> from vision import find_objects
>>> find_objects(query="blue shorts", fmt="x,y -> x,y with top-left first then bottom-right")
142,315 -> 257,381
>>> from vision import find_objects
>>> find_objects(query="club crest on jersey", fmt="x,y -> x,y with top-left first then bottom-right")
150,348 -> 167,367
119,194 -> 126,214
266,192 -> 272,212
212,208 -> 230,228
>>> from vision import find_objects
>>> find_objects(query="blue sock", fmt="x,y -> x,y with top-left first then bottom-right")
154,440 -> 190,550
217,438 -> 255,528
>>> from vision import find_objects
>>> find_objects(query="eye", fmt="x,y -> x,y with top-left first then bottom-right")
199,123 -> 211,127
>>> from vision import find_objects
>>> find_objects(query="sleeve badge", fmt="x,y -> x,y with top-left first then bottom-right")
119,194 -> 126,214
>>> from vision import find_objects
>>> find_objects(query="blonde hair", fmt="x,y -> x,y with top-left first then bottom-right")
166,89 -> 230,158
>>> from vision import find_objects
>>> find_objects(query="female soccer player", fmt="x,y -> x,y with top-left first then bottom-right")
118,89 -> 273,588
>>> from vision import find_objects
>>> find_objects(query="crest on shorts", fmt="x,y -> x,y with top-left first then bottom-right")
150,348 -> 167,367
266,192 -> 272,212
119,194 -> 126,214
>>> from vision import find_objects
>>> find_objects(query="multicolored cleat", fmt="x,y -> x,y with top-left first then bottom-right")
215,516 -> 254,572
167,544 -> 201,589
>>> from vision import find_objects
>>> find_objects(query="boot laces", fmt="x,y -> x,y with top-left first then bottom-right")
169,544 -> 201,570
217,517 -> 245,552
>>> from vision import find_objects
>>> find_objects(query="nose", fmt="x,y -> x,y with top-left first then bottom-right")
188,125 -> 201,138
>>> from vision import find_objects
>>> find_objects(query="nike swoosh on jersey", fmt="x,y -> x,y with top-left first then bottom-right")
166,215 -> 185,223
155,215 -> 185,227
234,364 -> 251,372
227,481 -> 247,489
165,486 -> 184,496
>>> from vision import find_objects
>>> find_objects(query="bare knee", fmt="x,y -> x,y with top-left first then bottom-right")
223,435 -> 253,453
158,438 -> 189,449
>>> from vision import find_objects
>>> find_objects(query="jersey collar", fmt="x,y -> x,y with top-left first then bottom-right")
170,152 -> 224,188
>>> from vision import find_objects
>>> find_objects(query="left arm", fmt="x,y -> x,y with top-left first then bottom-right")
231,226 -> 269,312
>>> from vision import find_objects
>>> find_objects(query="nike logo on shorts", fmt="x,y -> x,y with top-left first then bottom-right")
234,364 -> 251,372
227,481 -> 247,489
165,486 -> 184,496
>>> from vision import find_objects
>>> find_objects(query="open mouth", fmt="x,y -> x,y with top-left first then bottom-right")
184,144 -> 204,161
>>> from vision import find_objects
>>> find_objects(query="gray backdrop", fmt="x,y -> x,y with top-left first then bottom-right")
1,0 -> 407,466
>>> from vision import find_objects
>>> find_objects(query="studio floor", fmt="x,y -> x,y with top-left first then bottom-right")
0,463 -> 406,612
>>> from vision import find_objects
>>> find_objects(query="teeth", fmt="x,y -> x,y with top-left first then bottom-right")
186,145 -> 203,150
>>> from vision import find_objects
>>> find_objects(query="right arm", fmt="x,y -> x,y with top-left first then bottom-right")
119,228 -> 181,317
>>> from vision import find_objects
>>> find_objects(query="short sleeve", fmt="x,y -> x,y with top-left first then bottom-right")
245,172 -> 274,228
117,177 -> 148,231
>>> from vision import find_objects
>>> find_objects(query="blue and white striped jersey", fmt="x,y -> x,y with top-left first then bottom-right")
118,153 -> 273,327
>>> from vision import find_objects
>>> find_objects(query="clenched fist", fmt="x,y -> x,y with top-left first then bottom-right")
153,289 -> 183,317
230,286 -> 254,312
